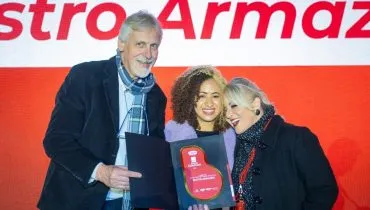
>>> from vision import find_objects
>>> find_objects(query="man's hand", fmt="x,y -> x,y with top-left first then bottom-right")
96,164 -> 142,190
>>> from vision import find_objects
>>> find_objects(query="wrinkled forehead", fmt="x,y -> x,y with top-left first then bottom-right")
129,27 -> 161,41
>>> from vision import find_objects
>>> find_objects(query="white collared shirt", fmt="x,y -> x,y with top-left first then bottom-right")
105,73 -> 134,200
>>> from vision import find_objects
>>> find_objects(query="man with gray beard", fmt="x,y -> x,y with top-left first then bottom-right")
38,10 -> 167,210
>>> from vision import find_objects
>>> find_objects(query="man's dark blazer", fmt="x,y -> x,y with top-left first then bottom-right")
37,57 -> 167,210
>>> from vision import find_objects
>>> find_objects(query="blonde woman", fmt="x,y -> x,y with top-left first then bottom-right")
224,77 -> 338,210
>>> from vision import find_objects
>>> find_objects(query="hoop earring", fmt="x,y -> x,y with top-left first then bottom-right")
255,109 -> 261,116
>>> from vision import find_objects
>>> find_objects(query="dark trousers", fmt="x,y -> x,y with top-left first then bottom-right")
102,199 -> 149,210
102,198 -> 123,210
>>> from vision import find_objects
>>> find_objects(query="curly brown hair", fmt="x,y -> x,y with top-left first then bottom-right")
170,65 -> 229,132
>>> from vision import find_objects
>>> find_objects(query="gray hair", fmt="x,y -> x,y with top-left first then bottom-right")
224,77 -> 272,110
118,10 -> 163,42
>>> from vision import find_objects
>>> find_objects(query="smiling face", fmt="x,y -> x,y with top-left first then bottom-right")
118,27 -> 161,79
194,79 -> 223,131
225,97 -> 262,134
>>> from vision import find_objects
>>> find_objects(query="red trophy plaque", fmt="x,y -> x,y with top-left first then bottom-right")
170,134 -> 235,209
180,146 -> 223,200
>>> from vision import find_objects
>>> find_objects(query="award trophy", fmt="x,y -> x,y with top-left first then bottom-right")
170,135 -> 235,209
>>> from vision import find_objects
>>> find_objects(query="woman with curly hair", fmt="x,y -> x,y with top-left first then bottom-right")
165,65 -> 236,210
165,65 -> 236,170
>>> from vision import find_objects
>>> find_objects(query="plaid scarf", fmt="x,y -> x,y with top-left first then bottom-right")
115,50 -> 155,210
115,49 -> 155,135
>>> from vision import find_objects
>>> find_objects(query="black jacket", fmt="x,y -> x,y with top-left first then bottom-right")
235,115 -> 338,210
37,57 -> 167,210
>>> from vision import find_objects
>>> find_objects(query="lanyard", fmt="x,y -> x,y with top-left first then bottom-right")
235,117 -> 272,210
237,147 -> 256,197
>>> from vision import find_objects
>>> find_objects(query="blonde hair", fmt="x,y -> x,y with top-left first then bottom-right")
224,77 -> 272,110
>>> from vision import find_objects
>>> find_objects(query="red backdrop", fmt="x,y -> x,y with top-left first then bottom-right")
0,66 -> 369,209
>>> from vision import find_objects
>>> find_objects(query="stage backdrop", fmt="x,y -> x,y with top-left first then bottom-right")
1,0 -> 369,209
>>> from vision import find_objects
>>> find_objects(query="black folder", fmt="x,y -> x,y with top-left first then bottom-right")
125,132 -> 178,209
